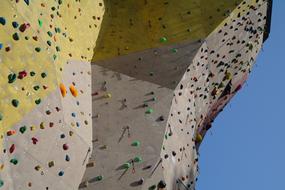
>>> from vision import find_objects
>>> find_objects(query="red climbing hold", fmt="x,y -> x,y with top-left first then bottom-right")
63,144 -> 69,151
31,137 -> 38,145
19,23 -> 30,32
18,70 -> 27,79
7,130 -> 16,136
9,144 -> 15,154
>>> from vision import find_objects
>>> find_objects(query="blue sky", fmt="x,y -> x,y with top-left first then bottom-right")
197,1 -> 285,190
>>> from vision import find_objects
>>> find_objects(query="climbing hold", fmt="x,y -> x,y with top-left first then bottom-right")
24,0 -> 29,5
31,137 -> 38,144
40,122 -> 45,129
60,83 -> 67,97
148,185 -> 156,190
122,162 -> 131,169
19,23 -> 30,32
63,143 -> 69,150
12,33 -> 20,41
58,171 -> 64,176
30,71 -> 36,76
38,19 -> 43,27
35,165 -> 41,171
30,125 -> 36,131
160,37 -> 167,43
10,158 -> 18,165
41,72 -> 47,78
95,175 -> 103,181
0,43 -> 2,50
69,85 -> 78,97
18,71 -> 27,79
0,179 -> 3,187
12,21 -> 19,28
0,113 -> 2,121
33,85 -> 40,91
56,46 -> 60,52
58,0 -> 63,5
157,180 -> 167,188
158,116 -> 164,121
9,144 -> 15,154
60,134 -> 65,139
195,134 -> 203,143
104,93 -> 112,98
19,126 -> 27,134
35,98 -> 41,105
145,108 -> 153,114
47,40 -> 51,46
35,47 -> 41,52
8,73 -> 16,83
65,155 -> 70,162
48,161 -> 54,168
47,31 -> 53,37
171,48 -> 178,53
131,141 -> 141,147
0,17 -> 6,25
133,156 -> 142,163
11,99 -> 19,107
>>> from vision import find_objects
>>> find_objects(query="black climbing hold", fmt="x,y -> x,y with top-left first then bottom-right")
0,17 -> 6,25
13,33 -> 20,41
157,180 -> 167,188
24,0 -> 29,5
12,21 -> 19,28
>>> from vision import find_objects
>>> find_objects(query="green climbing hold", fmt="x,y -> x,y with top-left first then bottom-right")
148,185 -> 156,190
0,113 -> 3,121
58,0 -> 63,5
11,99 -> 19,107
56,46 -> 60,52
47,31 -> 53,37
122,162 -> 131,169
33,85 -> 40,91
53,54 -> 57,60
95,175 -> 103,181
30,71 -> 36,76
159,37 -> 167,43
133,156 -> 142,163
171,48 -> 178,53
12,33 -> 20,41
145,108 -> 153,114
8,73 -> 16,83
0,179 -> 3,187
19,126 -> 27,134
38,19 -> 43,27
41,72 -> 47,78
47,40 -> 52,46
131,141 -> 141,147
35,47 -> 41,52
35,99 -> 41,105
10,158 -> 18,165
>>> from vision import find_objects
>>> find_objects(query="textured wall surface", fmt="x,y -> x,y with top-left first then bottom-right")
0,0 -> 271,190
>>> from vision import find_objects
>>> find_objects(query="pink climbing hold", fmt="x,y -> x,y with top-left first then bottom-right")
31,137 -> 38,145
9,144 -> 15,154
19,23 -> 30,32
63,143 -> 69,151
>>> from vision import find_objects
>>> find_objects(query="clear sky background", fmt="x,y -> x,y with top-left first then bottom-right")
197,1 -> 285,190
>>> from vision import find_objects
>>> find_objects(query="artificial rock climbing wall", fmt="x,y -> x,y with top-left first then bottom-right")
0,0 -> 104,189
0,0 -> 271,190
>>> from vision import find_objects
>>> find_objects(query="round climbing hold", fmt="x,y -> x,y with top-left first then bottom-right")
71,113 -> 76,117
58,171 -> 64,176
30,71 -> 36,76
35,98 -> 41,105
63,143 -> 69,150
12,21 -> 19,28
159,37 -> 167,43
0,17 -> 6,25
33,85 -> 40,91
131,141 -> 140,147
133,156 -> 142,163
12,33 -> 20,41
11,99 -> 19,107
41,72 -> 47,78
195,134 -> 203,143
19,126 -> 27,134
31,137 -> 38,144
145,108 -> 153,114
35,47 -> 41,52
122,162 -> 131,169
95,175 -> 103,181
7,130 -> 16,136
60,134 -> 65,139
18,70 -> 27,79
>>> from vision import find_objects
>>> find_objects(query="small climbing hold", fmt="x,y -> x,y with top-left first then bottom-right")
19,23 -> 30,32
133,156 -> 142,163
30,71 -> 36,76
41,72 -> 47,78
47,31 -> 53,37
35,165 -> 41,171
38,19 -> 43,27
8,73 -> 16,83
0,17 -> 6,25
19,126 -> 27,134
159,37 -> 167,43
33,85 -> 40,91
65,155 -> 70,162
122,162 -> 131,169
10,158 -> 18,165
171,48 -> 178,53
104,93 -> 112,98
48,161 -> 54,168
30,125 -> 36,131
0,43 -> 2,50
157,180 -> 167,188
0,113 -> 2,121
145,108 -> 153,114
95,175 -> 103,181
58,171 -> 64,176
0,179 -> 3,187
148,185 -> 156,190
60,83 -> 67,97
12,21 -> 19,28
56,46 -> 60,52
69,85 -> 78,97
158,116 -> 164,121
195,134 -> 203,143
35,47 -> 41,52
31,137 -> 38,144
131,141 -> 141,147
18,70 -> 27,79
9,144 -> 15,154
12,33 -> 20,41
40,122 -> 45,129
11,99 -> 19,107
47,40 -> 51,46
24,0 -> 30,5
63,143 -> 69,150
138,178 -> 144,185
35,98 -> 41,105
60,134 -> 65,139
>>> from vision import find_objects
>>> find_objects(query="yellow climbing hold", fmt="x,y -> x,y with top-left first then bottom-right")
195,134 -> 203,143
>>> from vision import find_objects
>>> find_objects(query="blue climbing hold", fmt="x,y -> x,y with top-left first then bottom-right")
12,21 -> 19,28
58,171 -> 64,176
0,17 -> 6,25
0,43 -> 2,50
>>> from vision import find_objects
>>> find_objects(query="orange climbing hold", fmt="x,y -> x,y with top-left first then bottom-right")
60,83 -> 67,97
7,130 -> 16,136
69,85 -> 78,97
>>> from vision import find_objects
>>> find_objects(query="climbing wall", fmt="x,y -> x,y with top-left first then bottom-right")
81,0 -> 271,190
0,0 -> 104,189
